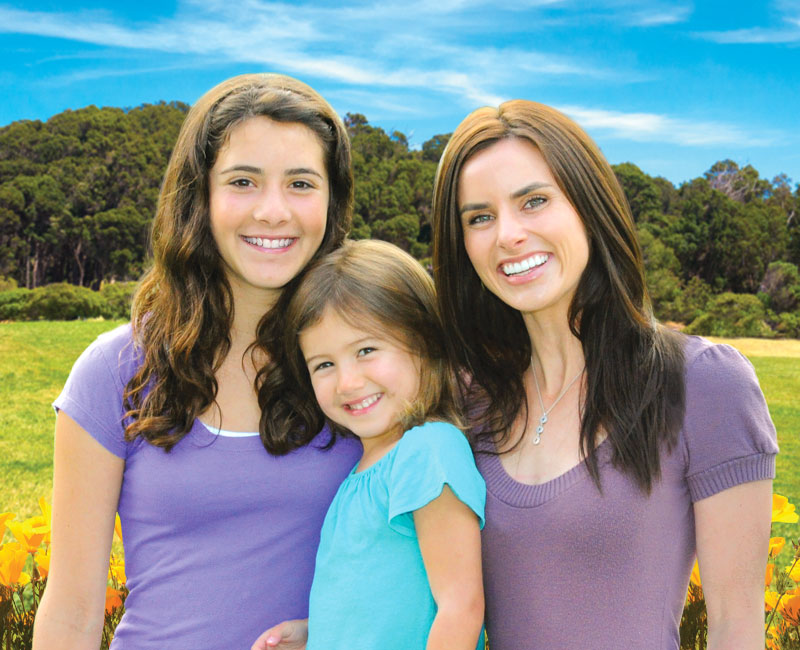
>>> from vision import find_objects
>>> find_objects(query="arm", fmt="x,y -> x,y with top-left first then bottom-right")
694,479 -> 772,650
32,411 -> 125,650
250,618 -> 308,650
415,485 -> 484,650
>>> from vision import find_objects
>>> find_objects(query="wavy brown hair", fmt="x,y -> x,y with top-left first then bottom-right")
261,239 -> 462,452
125,73 -> 353,451
432,100 -> 685,492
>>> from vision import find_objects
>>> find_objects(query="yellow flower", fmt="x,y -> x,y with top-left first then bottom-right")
38,498 -> 52,545
6,517 -> 49,554
689,560 -> 701,586
766,563 -> 774,588
765,591 -> 782,612
772,494 -> 799,523
35,546 -> 50,579
108,554 -> 127,585
114,513 -> 123,543
0,542 -> 31,587
769,537 -> 786,558
788,561 -> 800,583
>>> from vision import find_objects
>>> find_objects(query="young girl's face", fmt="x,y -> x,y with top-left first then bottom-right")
300,307 -> 421,454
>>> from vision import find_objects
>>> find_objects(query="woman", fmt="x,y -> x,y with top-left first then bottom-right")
432,100 -> 778,649
33,73 -> 361,649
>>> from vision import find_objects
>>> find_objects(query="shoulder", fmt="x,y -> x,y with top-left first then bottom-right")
64,323 -> 139,389
399,421 -> 470,452
678,335 -> 778,500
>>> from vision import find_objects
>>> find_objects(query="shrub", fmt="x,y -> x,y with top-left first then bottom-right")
100,282 -> 137,320
21,283 -> 107,321
0,276 -> 17,292
685,292 -> 774,338
760,262 -> 800,314
0,288 -> 31,321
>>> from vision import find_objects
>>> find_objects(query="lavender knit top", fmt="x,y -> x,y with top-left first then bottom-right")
53,324 -> 362,649
476,336 -> 778,649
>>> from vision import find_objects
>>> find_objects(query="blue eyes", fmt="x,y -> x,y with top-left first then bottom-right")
357,347 -> 376,357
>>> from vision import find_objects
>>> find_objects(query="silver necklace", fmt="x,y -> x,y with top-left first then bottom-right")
530,361 -> 584,445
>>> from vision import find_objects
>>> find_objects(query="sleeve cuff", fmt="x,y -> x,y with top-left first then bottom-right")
687,452 -> 776,502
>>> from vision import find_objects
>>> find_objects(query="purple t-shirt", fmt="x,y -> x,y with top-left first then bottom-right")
477,336 -> 778,649
54,324 -> 361,649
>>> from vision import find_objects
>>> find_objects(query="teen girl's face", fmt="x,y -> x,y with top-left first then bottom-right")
300,308 -> 421,461
458,137 -> 590,323
209,116 -> 329,307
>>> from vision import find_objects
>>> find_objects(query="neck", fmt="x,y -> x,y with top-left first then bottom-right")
523,310 -> 584,395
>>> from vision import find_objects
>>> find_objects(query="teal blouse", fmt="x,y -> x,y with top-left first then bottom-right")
306,421 -> 486,650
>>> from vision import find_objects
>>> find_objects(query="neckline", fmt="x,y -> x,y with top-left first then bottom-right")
479,437 -> 613,508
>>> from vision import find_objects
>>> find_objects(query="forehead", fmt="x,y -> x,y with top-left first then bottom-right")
458,137 -> 555,200
215,116 -> 325,166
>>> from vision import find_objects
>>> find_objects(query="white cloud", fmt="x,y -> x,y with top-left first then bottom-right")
558,104 -> 776,147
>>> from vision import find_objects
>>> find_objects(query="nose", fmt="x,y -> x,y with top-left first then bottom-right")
253,184 -> 291,226
336,363 -> 365,395
496,211 -> 527,251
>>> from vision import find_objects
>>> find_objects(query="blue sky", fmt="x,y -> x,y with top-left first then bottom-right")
1,0 -> 798,186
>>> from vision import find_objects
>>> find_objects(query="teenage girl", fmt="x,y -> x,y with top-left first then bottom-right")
252,239 -> 486,650
32,74 -> 361,650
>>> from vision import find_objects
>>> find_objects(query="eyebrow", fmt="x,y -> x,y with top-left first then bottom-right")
303,336 -> 376,365
459,181 -> 554,215
217,165 -> 324,179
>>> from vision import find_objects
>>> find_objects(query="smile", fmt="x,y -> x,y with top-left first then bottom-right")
501,253 -> 549,276
242,236 -> 296,250
344,393 -> 382,412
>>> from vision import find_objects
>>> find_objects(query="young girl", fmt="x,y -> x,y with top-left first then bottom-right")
252,239 -> 486,650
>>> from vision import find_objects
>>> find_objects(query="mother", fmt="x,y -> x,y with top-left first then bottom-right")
33,73 -> 361,649
432,100 -> 778,649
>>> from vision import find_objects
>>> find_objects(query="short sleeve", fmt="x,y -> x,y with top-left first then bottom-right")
387,421 -> 486,536
53,324 -> 138,459
682,340 -> 778,502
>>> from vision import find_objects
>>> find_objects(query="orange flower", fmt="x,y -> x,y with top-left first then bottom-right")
108,554 -> 126,585
772,494 -> 799,523
0,542 -> 31,587
769,537 -> 786,558
766,563 -> 774,588
6,517 -> 49,554
114,513 -> 123,543
0,512 -> 15,531
778,592 -> 800,624
35,546 -> 50,579
105,586 -> 124,614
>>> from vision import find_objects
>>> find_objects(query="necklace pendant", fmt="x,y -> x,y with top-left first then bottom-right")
540,414 -> 547,425
532,432 -> 541,445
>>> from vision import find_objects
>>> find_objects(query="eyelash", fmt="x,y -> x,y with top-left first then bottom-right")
466,195 -> 547,225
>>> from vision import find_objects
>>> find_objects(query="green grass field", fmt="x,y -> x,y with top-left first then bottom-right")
2,322 -> 799,544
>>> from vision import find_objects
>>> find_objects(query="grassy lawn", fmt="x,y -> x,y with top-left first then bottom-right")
2,322 -> 799,544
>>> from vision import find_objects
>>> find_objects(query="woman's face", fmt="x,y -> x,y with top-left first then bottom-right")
208,116 -> 329,306
458,137 -> 590,321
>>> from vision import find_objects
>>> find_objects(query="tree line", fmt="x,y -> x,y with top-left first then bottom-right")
0,103 -> 798,335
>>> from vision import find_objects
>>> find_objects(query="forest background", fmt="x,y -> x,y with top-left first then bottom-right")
0,101 -> 799,336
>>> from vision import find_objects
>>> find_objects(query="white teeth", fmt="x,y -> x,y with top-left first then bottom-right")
243,236 -> 294,249
348,394 -> 380,411
502,254 -> 548,276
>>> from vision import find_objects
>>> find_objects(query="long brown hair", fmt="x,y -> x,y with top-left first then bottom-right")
125,73 -> 353,450
261,239 -> 462,452
432,100 -> 685,492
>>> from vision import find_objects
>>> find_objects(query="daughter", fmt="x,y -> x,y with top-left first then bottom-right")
252,239 -> 486,650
